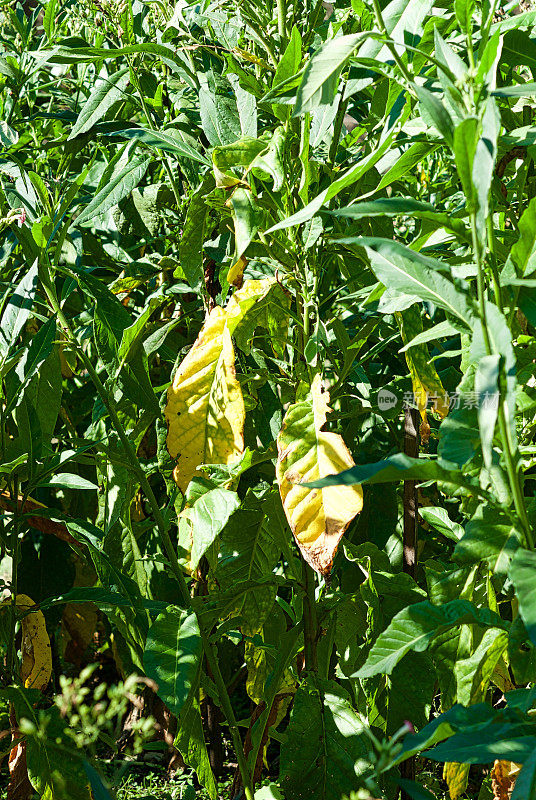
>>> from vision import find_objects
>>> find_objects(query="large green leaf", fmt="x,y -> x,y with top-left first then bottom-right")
279,677 -> 371,800
0,262 -> 38,362
509,548 -> 536,647
358,238 -> 476,329
215,491 -> 282,634
114,127 -> 208,164
357,599 -> 507,678
330,198 -> 470,242
175,692 -> 218,799
75,155 -> 151,226
294,34 -> 365,115
185,487 -> 241,572
69,68 -> 129,139
143,607 -> 202,716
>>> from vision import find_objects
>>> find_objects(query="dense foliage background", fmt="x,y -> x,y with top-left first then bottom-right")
1,0 -> 536,798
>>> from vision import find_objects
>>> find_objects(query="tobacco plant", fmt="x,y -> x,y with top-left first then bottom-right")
1,0 -> 536,798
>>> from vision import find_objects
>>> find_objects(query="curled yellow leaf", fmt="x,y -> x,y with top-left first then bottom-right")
165,279 -> 290,493
165,307 -> 245,493
276,375 -> 363,575
1,594 -> 52,691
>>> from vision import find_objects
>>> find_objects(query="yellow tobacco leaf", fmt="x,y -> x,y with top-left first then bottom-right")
166,279 -> 289,493
276,374 -> 363,575
443,762 -> 469,800
227,277 -> 290,356
1,594 -> 52,691
491,760 -> 521,799
397,307 -> 450,423
165,307 -> 245,493
227,256 -> 247,288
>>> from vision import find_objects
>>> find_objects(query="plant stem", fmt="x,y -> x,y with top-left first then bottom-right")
302,560 -> 318,672
328,91 -> 349,170
370,0 -> 412,84
6,478 -> 20,679
470,216 -> 534,549
41,270 -> 254,795
200,628 -> 254,800
128,57 -> 183,211
276,0 -> 287,43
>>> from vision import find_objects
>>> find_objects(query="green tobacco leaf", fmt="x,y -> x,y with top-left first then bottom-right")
179,175 -> 213,290
175,693 -> 218,799
399,319 -> 459,351
114,127 -> 208,164
272,26 -> 302,120
0,261 -> 38,362
455,0 -> 474,32
375,141 -> 438,192
306,453 -> 457,488
31,42 -> 196,83
215,491 -> 282,634
512,748 -> 536,800
229,186 -> 263,260
474,354 -> 500,470
419,506 -> 464,542
8,317 -> 57,415
144,607 -> 202,716
266,130 -> 396,231
511,196 -> 536,275
414,85 -> 454,146
69,68 -> 129,139
509,549 -> 536,647
357,599 -> 507,678
279,676 -> 371,800
199,85 -> 242,146
453,117 -> 479,212
455,628 -> 508,706
75,155 -> 151,225
454,505 -> 520,574
330,198 -> 470,242
358,238 -> 476,328
186,488 -> 241,572
295,34 -> 365,115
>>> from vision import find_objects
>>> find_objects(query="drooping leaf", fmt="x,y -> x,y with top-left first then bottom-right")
165,279 -> 286,492
0,261 -> 38,362
182,488 -> 241,572
359,238 -> 476,329
276,374 -> 363,575
357,599 -> 507,678
0,594 -> 52,690
165,308 -> 245,493
174,692 -> 218,799
397,306 -> 449,422
143,607 -> 202,716
279,676 -> 372,800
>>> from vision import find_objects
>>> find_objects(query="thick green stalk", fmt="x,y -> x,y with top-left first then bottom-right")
276,0 -> 287,43
470,216 -> 534,549
41,272 -> 254,794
